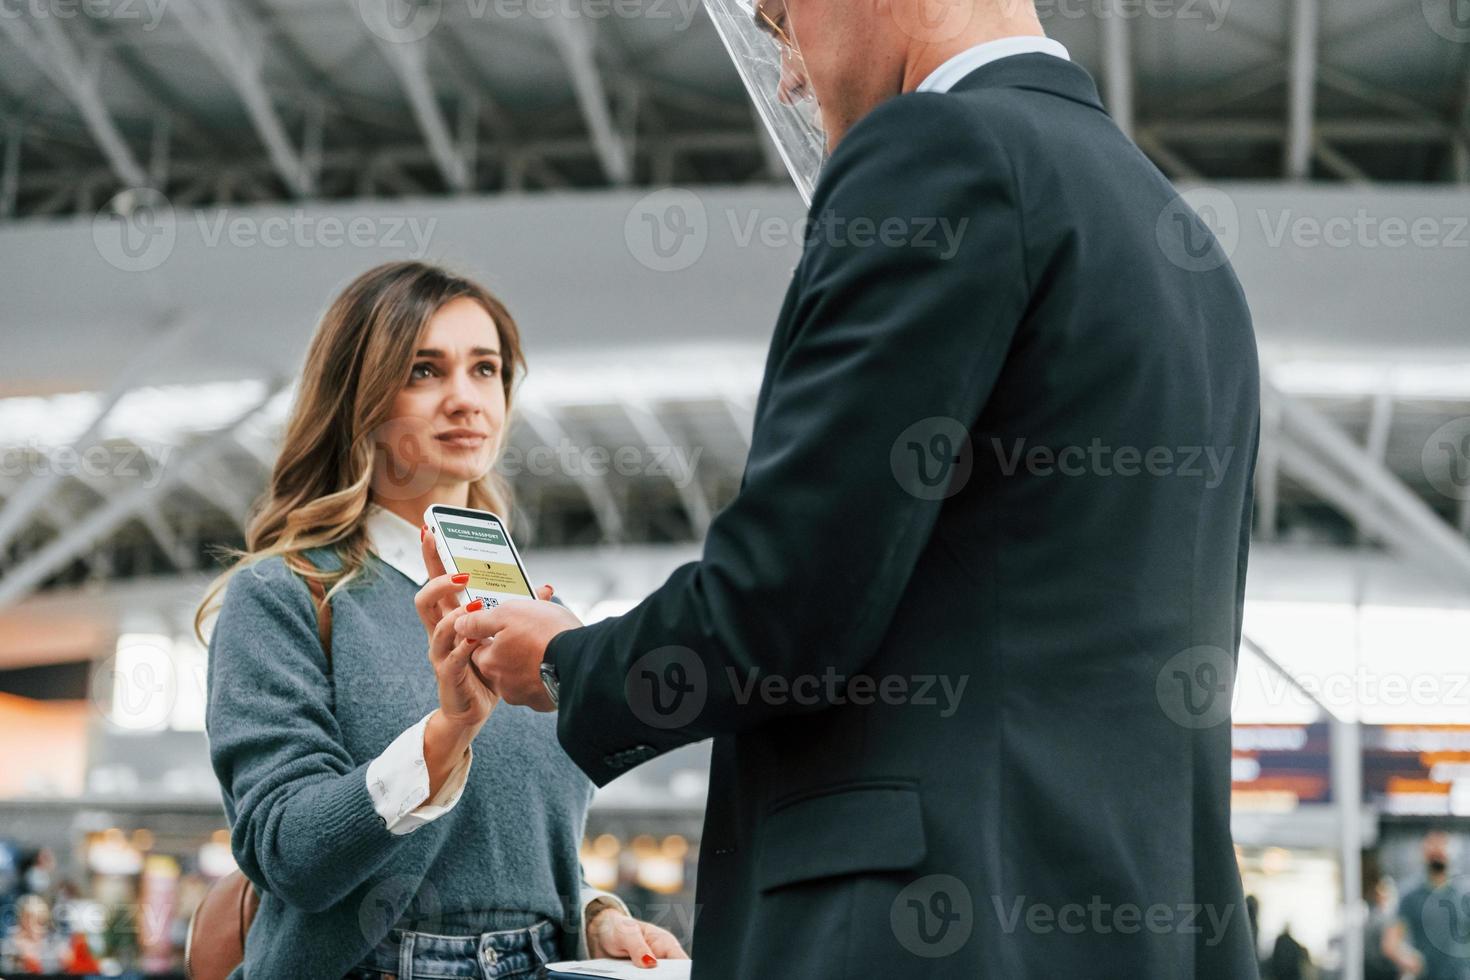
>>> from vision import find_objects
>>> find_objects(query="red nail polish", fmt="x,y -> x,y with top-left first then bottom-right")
452,573 -> 470,584
465,599 -> 483,612
641,954 -> 656,967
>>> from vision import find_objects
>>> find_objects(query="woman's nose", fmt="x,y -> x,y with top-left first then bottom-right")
444,372 -> 483,415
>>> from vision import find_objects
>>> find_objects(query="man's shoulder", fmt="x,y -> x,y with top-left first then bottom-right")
841,88 -> 1000,150
810,91 -> 1011,211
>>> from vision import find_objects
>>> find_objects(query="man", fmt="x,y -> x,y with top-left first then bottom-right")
1383,831 -> 1470,980
462,0 -> 1261,975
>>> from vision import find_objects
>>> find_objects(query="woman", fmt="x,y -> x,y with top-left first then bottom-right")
195,262 -> 687,979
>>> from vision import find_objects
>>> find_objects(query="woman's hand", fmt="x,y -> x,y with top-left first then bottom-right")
586,907 -> 689,968
417,527 -> 497,731
416,525 -> 553,792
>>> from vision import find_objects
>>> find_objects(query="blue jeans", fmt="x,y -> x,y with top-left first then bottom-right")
345,917 -> 559,980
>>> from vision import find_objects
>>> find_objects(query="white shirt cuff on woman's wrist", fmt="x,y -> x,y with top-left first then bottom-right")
365,711 -> 473,836
578,884 -> 630,959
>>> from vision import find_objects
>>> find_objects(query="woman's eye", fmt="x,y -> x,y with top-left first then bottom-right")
477,361 -> 501,377
409,362 -> 435,381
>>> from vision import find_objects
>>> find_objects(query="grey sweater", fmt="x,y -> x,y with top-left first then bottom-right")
205,546 -> 596,979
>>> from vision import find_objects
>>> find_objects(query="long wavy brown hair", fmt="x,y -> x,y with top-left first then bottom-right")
193,261 -> 525,644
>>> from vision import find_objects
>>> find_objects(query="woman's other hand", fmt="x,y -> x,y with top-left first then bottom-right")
417,525 -> 498,731
414,525 -> 554,792
586,907 -> 690,968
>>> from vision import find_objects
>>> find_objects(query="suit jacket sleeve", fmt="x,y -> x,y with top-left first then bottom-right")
548,93 -> 1031,786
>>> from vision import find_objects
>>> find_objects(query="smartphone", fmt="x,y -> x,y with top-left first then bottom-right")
423,504 -> 537,609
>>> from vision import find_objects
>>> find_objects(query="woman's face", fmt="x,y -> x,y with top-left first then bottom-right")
384,297 -> 507,491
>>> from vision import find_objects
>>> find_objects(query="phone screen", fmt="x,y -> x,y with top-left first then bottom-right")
433,509 -> 535,608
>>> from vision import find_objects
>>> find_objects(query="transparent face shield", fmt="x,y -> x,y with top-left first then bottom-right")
701,0 -> 827,205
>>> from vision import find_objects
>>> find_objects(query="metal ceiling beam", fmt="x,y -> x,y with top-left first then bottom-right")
432,30 -> 518,146
621,400 -> 712,538
137,503 -> 192,570
345,0 -> 471,191
369,157 -> 428,197
1165,63 -> 1281,118
1241,634 -> 1334,715
0,315 -> 194,556
1135,132 -> 1201,181
1100,0 -> 1134,138
169,0 -> 315,196
545,14 -> 632,186
0,380 -> 286,612
1,121 -> 19,218
4,128 -> 766,202
720,396 -> 754,452
1320,3 -> 1422,49
229,428 -> 279,477
1357,390 -> 1395,543
516,407 -> 626,544
1317,66 -> 1443,129
1285,0 -> 1319,180
1313,138 -> 1369,184
605,69 -> 751,126
237,0 -> 404,144
179,461 -> 253,531
0,11 -> 148,188
1256,394 -> 1281,542
1156,119 -> 1449,142
365,32 -> 471,193
1277,433 -> 1470,585
80,11 -> 235,152
1456,49 -> 1470,184
1265,383 -> 1470,586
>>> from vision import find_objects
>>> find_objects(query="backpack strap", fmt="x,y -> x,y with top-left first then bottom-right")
303,575 -> 334,671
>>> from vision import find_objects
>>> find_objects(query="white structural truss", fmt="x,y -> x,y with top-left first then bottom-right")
0,0 -> 1468,216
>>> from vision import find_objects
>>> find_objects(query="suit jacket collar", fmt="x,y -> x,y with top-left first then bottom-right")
947,52 -> 1107,115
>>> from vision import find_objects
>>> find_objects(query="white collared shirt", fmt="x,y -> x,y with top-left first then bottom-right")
359,502 -> 627,953
916,35 -> 1071,95
364,500 -> 431,586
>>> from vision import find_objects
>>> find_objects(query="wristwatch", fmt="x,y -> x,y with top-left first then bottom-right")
539,661 -> 560,708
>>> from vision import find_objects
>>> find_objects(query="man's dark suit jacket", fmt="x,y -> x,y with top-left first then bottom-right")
546,53 -> 1261,979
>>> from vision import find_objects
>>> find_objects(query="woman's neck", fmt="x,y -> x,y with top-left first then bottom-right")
372,485 -> 470,528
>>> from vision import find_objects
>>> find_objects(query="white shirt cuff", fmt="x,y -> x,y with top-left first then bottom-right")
365,711 -> 473,836
578,884 -> 631,959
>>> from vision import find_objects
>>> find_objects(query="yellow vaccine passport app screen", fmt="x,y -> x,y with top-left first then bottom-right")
440,518 -> 534,606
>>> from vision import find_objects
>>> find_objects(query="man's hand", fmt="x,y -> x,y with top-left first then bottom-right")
459,597 -> 582,711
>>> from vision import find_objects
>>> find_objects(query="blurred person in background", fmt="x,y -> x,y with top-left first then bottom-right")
20,848 -> 56,902
1383,831 -> 1470,980
0,841 -> 18,922
1364,875 -> 1402,980
1,894 -> 68,973
194,262 -> 685,979
1266,924 -> 1312,980
1247,894 -> 1267,976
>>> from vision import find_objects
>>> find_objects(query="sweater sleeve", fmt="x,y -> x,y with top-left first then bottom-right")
205,557 -> 405,913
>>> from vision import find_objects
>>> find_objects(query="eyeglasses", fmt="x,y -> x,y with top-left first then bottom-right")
754,1 -> 795,51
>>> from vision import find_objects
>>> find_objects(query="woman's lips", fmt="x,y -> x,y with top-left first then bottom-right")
436,434 -> 487,450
